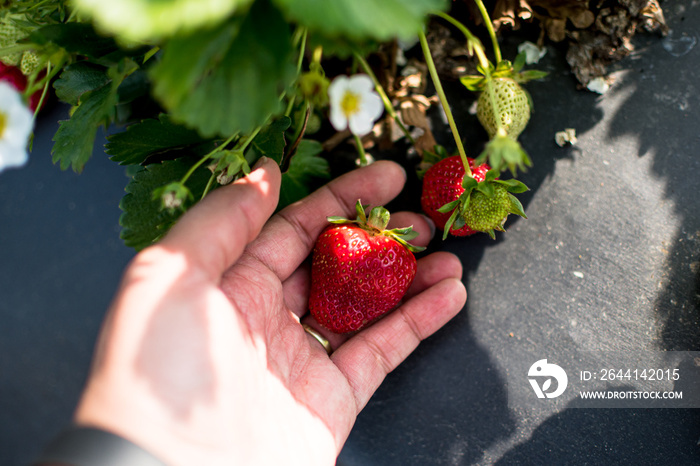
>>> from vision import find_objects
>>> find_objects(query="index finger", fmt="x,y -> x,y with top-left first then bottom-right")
243,161 -> 407,282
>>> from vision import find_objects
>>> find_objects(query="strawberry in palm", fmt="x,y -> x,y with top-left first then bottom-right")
309,200 -> 424,333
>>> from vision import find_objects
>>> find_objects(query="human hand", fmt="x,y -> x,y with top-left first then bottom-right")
74,157 -> 467,465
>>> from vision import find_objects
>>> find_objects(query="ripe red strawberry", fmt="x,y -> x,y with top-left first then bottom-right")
421,155 -> 490,236
0,63 -> 41,111
309,200 -> 424,333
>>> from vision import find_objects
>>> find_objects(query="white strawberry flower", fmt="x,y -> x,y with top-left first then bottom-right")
328,74 -> 383,137
0,81 -> 33,173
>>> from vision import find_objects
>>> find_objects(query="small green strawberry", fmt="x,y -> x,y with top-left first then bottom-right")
20,50 -> 40,76
462,183 -> 523,233
309,200 -> 424,333
434,166 -> 529,240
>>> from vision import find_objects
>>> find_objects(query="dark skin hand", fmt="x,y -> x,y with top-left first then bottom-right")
75,157 -> 467,465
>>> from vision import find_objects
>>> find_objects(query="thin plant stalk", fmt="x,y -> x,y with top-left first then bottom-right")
285,28 -> 308,117
181,133 -> 237,185
353,52 -> 416,147
353,134 -> 368,166
473,0 -> 502,63
201,173 -> 216,200
32,62 -> 51,120
418,31 -> 471,177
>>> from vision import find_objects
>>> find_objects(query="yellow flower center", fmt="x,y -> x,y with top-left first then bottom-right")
0,111 -> 6,138
340,91 -> 360,117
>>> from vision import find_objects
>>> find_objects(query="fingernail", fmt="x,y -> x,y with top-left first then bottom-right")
421,215 -> 436,239
252,156 -> 268,171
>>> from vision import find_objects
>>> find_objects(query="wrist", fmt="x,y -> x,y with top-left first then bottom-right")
35,424 -> 167,466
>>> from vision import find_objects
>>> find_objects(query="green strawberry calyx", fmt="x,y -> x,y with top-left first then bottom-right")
327,200 -> 426,253
438,169 -> 529,240
477,133 -> 532,176
459,55 -> 548,92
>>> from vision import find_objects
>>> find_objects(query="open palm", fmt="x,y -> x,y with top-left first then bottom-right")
75,158 -> 466,466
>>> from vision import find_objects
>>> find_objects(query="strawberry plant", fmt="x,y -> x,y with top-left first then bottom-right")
309,200 -> 424,333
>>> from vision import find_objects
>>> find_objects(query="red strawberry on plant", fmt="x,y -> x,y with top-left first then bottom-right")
309,200 -> 424,333
421,154 -> 529,239
0,63 -> 42,111
421,155 -> 489,236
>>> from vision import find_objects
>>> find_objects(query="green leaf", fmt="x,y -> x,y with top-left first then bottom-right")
437,199 -> 459,213
52,83 -> 118,172
517,70 -> 548,83
278,139 -> 329,209
442,207 -> 460,240
71,0 -> 254,42
484,168 -> 500,182
508,193 -> 527,218
513,51 -> 526,72
150,20 -> 240,111
106,114 -> 208,165
29,23 -> 120,60
495,178 -> 529,193
151,0 -> 295,138
476,181 -> 495,197
119,158 -> 213,250
459,74 -> 485,91
462,175 -> 478,191
251,116 -> 291,164
53,62 -> 109,106
327,216 -> 352,224
273,0 -> 448,42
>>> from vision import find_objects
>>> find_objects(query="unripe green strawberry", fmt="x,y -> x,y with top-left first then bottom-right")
463,184 -> 517,233
477,77 -> 530,140
309,200 -> 424,333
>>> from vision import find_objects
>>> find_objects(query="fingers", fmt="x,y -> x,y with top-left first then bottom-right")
404,251 -> 462,300
156,158 -> 281,280
243,161 -> 407,282
387,212 -> 434,248
331,277 -> 467,412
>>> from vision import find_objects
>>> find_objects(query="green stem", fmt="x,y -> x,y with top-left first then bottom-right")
473,0 -> 502,64
239,125 -> 262,153
354,52 -> 416,147
0,44 -> 34,57
296,29 -> 307,73
201,172 -> 216,200
181,133 -> 236,185
418,31 -> 471,177
27,57 -> 63,95
285,28 -> 308,117
353,134 -> 368,166
32,62 -> 50,120
433,11 -> 490,70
